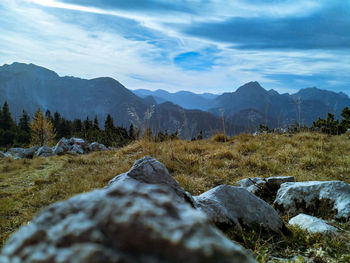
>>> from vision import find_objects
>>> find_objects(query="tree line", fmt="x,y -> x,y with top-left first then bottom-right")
0,101 -> 135,149
258,106 -> 350,135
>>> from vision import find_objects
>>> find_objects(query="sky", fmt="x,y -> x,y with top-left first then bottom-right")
0,0 -> 349,95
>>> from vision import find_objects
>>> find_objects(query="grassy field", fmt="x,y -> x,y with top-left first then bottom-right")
1,132 -> 350,262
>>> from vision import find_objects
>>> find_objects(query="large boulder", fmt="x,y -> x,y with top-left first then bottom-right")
194,185 -> 287,234
69,144 -> 85,155
289,214 -> 339,236
108,156 -> 195,205
0,179 -> 256,263
23,146 -> 39,159
35,145 -> 54,157
89,142 -> 107,152
0,151 -> 7,158
237,176 -> 294,202
6,148 -> 26,159
274,181 -> 350,220
53,137 -> 71,155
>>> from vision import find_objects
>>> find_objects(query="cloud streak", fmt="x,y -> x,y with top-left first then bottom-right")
0,0 -> 349,95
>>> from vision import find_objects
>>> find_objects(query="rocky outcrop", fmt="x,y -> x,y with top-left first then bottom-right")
108,157 -> 195,205
237,176 -> 295,202
4,138 -> 109,160
288,214 -> 339,236
35,145 -> 54,157
0,151 -> 7,158
0,178 -> 256,263
194,185 -> 287,234
274,181 -> 350,220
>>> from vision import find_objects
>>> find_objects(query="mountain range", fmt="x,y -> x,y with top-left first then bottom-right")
0,63 -> 244,138
1,62 -> 349,137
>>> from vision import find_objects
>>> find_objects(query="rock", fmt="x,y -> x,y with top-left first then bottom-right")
35,145 -> 54,157
0,151 -> 8,158
289,214 -> 339,236
69,137 -> 86,147
89,142 -> 107,151
194,185 -> 287,234
0,179 -> 256,263
237,177 -> 266,195
23,146 -> 39,159
69,144 -> 85,155
274,181 -> 350,220
108,156 -> 195,205
6,147 -> 26,159
53,137 -> 71,155
237,176 -> 295,202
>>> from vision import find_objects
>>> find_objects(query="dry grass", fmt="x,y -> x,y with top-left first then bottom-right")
1,132 -> 350,261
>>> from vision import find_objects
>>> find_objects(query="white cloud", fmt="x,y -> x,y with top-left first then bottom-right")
0,0 -> 349,95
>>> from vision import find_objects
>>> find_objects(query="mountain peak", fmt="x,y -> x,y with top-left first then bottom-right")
1,62 -> 59,79
235,81 -> 267,96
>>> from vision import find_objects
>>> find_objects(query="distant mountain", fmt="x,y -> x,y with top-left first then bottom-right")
0,62 -> 148,127
210,81 -> 350,127
133,89 -> 218,110
0,63 -> 239,138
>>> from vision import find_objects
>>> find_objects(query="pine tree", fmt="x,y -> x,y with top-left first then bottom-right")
0,101 -> 14,130
93,116 -> 100,130
341,107 -> 350,130
0,101 -> 16,147
128,124 -> 135,140
30,107 -> 55,146
104,114 -> 114,131
19,110 -> 31,133
17,110 -> 31,145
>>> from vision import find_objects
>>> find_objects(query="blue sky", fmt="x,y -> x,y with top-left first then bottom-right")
0,0 -> 349,94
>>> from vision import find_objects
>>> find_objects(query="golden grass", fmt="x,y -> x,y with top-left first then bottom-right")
1,132 -> 350,261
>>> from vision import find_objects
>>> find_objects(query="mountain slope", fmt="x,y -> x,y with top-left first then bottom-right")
133,89 -> 217,110
0,63 -> 240,138
211,82 -> 350,127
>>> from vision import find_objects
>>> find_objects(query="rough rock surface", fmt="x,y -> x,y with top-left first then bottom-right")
23,146 -> 39,159
0,151 -> 7,158
69,144 -> 85,155
90,142 -> 108,151
108,156 -> 195,205
274,181 -> 350,220
53,137 -> 71,155
35,145 -> 54,157
194,185 -> 286,233
6,148 -> 26,158
0,179 -> 256,263
289,214 -> 339,236
237,176 -> 295,201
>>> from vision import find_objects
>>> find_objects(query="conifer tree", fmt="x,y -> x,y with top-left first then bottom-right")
17,110 -> 31,145
93,116 -> 100,130
30,107 -> 55,146
0,101 -> 14,130
104,114 -> 114,131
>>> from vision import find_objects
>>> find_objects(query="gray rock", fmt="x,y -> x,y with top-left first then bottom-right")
53,137 -> 71,155
23,146 -> 39,159
0,179 -> 256,263
69,137 -> 86,147
89,142 -> 107,152
69,144 -> 85,155
274,181 -> 350,220
236,177 -> 266,195
0,151 -> 8,158
35,145 -> 54,157
6,147 -> 26,159
289,214 -> 339,236
108,156 -> 194,205
194,185 -> 286,233
237,176 -> 295,202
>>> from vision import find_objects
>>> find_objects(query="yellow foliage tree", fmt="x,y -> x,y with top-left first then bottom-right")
30,107 -> 55,146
